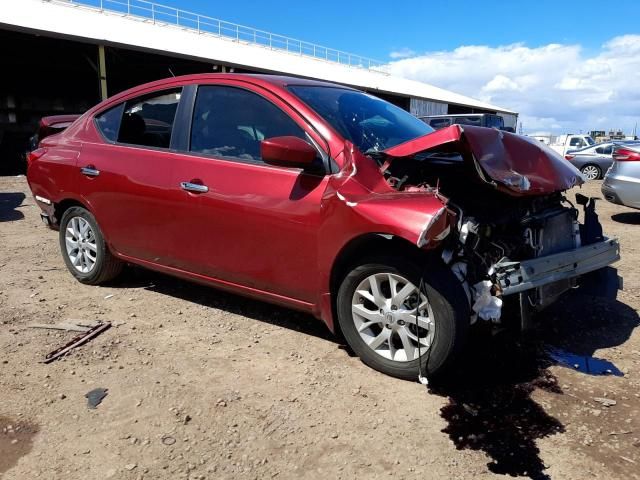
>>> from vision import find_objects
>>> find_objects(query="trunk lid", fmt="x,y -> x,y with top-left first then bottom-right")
37,115 -> 82,143
382,125 -> 583,196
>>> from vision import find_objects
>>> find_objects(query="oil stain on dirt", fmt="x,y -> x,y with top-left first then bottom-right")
430,333 -> 564,480
429,273 -> 638,480
0,416 -> 39,475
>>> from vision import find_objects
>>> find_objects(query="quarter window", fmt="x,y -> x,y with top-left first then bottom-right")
190,85 -> 307,163
95,104 -> 124,142
596,145 -> 613,155
118,89 -> 181,148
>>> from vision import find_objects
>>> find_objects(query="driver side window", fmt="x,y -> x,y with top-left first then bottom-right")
190,85 -> 307,163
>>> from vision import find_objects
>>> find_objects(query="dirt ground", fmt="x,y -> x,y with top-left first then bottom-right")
1,175 -> 639,480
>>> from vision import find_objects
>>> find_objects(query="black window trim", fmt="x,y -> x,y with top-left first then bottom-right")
183,83 -> 330,175
171,85 -> 197,152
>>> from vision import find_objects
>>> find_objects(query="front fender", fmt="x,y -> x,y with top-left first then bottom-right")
338,192 -> 451,248
315,189 -> 453,327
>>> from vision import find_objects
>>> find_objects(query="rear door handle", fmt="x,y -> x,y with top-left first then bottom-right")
80,166 -> 100,177
180,182 -> 209,193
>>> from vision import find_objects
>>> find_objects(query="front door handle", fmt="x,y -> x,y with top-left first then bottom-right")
180,181 -> 209,193
80,166 -> 100,177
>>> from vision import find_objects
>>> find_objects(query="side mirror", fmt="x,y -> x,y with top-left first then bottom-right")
261,136 -> 318,169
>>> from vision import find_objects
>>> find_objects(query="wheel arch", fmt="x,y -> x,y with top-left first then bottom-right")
53,197 -> 91,227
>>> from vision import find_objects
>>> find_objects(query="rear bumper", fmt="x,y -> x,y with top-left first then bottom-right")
602,175 -> 640,210
40,212 -> 52,226
601,183 -> 623,206
493,238 -> 620,296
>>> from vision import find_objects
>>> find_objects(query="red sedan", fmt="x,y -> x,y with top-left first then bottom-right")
27,74 -> 619,380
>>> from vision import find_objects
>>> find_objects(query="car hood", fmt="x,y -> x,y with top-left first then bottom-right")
382,125 -> 583,195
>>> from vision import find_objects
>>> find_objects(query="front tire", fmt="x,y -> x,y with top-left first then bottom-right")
336,256 -> 469,380
59,206 -> 123,285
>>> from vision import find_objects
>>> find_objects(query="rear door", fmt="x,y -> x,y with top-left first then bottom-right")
595,144 -> 614,172
79,88 -> 187,264
166,82 -> 330,302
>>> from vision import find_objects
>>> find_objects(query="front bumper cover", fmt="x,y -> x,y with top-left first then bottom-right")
493,238 -> 620,296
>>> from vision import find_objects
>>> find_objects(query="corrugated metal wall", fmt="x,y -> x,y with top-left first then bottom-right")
409,98 -> 448,117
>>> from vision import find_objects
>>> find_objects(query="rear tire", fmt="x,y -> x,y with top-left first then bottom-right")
336,255 -> 469,381
580,164 -> 601,180
59,206 -> 123,285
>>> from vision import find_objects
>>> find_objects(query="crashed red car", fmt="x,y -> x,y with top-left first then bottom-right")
26,74 -> 620,380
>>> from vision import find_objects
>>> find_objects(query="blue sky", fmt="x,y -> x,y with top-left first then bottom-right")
179,0 -> 639,60
140,0 -> 640,134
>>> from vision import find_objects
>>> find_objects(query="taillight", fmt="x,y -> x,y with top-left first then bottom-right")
564,154 -> 575,160
613,148 -> 640,161
27,148 -> 47,165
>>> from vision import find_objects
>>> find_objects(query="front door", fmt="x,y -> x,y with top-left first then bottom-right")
167,83 -> 329,302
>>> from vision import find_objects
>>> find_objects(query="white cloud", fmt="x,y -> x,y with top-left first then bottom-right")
387,36 -> 640,134
389,47 -> 416,59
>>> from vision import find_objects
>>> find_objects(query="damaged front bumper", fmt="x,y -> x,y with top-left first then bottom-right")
493,238 -> 620,296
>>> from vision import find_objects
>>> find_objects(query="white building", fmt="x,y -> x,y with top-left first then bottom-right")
0,0 -> 517,173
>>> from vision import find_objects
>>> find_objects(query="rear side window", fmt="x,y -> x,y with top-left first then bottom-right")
596,145 -> 613,155
118,89 -> 181,148
190,85 -> 306,163
95,104 -> 124,142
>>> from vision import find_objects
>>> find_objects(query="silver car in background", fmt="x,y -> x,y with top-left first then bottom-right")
565,142 -> 615,180
602,144 -> 640,209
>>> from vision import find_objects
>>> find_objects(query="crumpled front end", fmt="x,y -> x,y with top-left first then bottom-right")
326,132 -> 619,332
382,124 -> 583,196
439,196 -> 620,328
373,127 -> 618,328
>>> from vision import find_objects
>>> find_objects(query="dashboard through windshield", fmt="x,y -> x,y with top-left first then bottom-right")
288,85 -> 434,154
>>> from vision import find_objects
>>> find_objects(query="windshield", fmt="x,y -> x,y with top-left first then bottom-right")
288,86 -> 434,153
585,136 -> 595,146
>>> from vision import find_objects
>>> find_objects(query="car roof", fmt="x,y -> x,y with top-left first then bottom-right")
569,142 -> 613,153
613,142 -> 640,152
420,113 -> 493,119
91,73 -> 358,115
132,73 -> 354,94
245,74 -> 356,89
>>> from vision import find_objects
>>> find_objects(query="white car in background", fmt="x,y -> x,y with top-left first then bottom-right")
550,134 -> 595,156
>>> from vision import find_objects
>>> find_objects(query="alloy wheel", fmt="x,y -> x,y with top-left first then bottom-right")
351,273 -> 435,362
581,165 -> 600,180
64,216 -> 98,273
